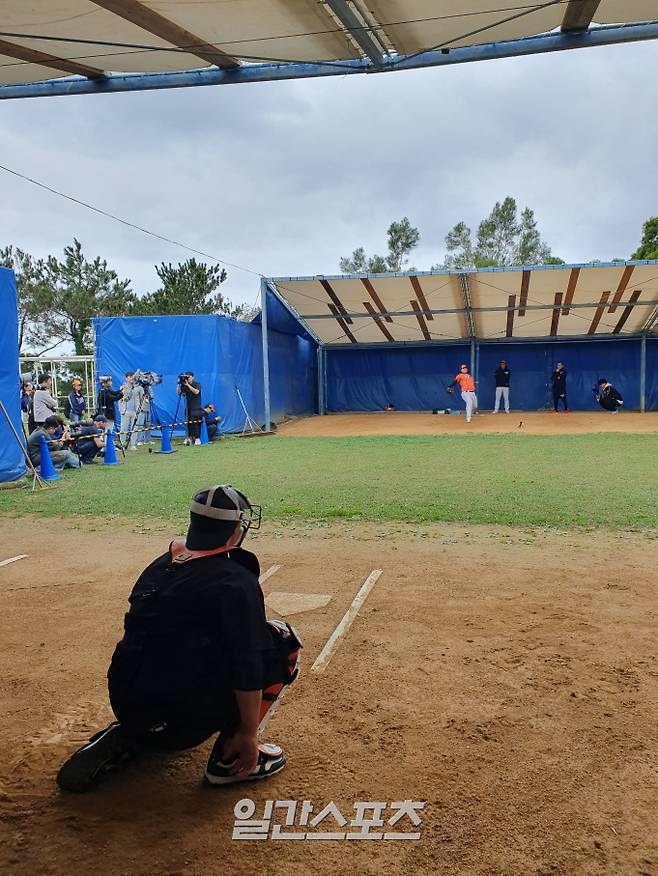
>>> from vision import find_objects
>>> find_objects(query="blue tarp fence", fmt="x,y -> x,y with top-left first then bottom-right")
0,268 -> 25,482
326,338 -> 657,412
94,313 -> 316,433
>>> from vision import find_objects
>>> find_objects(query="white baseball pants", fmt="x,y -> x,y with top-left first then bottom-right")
494,387 -> 510,413
461,390 -> 477,422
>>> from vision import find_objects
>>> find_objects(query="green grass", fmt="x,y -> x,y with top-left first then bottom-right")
1,434 -> 657,530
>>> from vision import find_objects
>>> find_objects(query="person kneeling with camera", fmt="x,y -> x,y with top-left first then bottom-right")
56,485 -> 301,793
594,378 -> 623,413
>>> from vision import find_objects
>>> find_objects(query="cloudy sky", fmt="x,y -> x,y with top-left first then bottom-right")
1,37 -> 657,311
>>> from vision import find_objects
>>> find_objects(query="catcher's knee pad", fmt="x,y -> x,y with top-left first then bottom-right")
258,621 -> 303,725
267,619 -> 303,685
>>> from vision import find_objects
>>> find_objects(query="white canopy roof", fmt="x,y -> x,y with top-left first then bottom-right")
1,1 -> 657,89
270,262 -> 658,346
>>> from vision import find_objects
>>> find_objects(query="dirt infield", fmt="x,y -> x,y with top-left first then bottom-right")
1,517 -> 657,876
279,411 -> 658,437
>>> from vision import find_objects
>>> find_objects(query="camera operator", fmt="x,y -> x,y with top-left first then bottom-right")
119,372 -> 146,451
97,376 -> 123,432
177,371 -> 202,445
594,378 -> 623,413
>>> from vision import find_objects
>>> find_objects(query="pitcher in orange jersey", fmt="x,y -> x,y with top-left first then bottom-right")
447,364 -> 478,423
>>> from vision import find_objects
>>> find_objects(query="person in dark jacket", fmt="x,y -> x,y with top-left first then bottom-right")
96,376 -> 123,430
56,485 -> 301,793
550,362 -> 568,413
64,379 -> 87,424
595,379 -> 623,413
200,403 -> 222,440
493,360 -> 511,413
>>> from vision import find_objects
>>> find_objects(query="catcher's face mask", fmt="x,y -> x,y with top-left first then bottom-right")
189,484 -> 262,544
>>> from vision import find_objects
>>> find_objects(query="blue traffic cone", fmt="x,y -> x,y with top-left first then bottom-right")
155,426 -> 176,455
103,431 -> 119,466
199,418 -> 210,445
38,434 -> 59,481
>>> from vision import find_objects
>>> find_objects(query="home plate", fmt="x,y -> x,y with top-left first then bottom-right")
266,592 -> 332,616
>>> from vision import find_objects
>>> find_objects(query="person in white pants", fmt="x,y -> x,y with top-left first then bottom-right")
493,360 -> 511,413
447,364 -> 478,423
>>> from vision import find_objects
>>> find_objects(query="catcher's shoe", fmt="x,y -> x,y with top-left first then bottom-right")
204,742 -> 285,786
56,722 -> 137,793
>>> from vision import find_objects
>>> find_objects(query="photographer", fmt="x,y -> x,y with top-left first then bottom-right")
97,376 -> 123,432
27,415 -> 81,470
594,378 -> 623,413
177,371 -> 202,445
119,372 -> 146,450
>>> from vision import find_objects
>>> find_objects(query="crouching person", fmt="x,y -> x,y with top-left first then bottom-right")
27,416 -> 81,470
56,485 -> 301,792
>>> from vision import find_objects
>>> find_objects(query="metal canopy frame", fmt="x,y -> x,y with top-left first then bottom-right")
259,263 -> 658,421
2,20 -> 658,100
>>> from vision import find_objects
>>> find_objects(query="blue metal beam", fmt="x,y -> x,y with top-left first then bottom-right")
2,21 -> 657,100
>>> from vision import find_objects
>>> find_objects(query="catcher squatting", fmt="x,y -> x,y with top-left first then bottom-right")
56,485 -> 302,792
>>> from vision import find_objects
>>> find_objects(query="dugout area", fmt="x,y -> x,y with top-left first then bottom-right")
262,262 -> 658,423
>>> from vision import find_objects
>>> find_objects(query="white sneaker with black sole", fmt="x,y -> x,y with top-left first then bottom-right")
204,742 -> 286,785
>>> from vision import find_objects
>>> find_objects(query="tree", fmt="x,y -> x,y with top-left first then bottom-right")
43,239 -> 136,354
340,217 -> 420,274
442,197 -> 561,269
138,258 -> 239,317
339,247 -> 387,274
631,216 -> 658,260
0,246 -> 52,353
386,217 -> 420,272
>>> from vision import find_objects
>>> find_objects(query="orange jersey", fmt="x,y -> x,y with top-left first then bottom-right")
454,372 -> 475,392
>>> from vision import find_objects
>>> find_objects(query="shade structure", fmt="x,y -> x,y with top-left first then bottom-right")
270,262 -> 658,347
1,1 -> 658,98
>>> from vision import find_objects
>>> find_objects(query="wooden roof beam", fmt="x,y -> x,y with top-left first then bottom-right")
562,1 -> 602,32
91,0 -> 240,68
0,38 -> 105,79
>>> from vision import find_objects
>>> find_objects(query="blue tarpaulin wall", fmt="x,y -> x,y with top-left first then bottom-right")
0,268 -> 25,482
326,338 -> 656,412
94,314 -> 316,433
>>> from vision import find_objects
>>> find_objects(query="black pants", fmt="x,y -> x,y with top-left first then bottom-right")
598,398 -> 619,412
108,649 -> 284,752
553,392 -> 568,411
187,406 -> 201,440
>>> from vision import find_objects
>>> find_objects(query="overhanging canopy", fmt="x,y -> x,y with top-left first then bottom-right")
1,2 -> 658,99
269,262 -> 658,347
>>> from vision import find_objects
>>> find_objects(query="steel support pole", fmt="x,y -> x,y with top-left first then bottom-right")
260,278 -> 271,432
317,346 -> 326,415
640,334 -> 647,413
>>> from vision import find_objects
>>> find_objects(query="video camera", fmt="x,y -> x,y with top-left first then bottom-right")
133,369 -> 163,388
178,372 -> 190,386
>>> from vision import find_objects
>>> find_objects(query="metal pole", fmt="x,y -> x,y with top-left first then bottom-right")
323,348 -> 329,413
317,346 -> 325,416
260,278 -> 271,432
640,334 -> 647,413
470,339 -> 476,375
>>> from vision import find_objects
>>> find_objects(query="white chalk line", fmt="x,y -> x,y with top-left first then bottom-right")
259,564 -> 281,585
311,569 -> 383,674
0,554 -> 28,568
